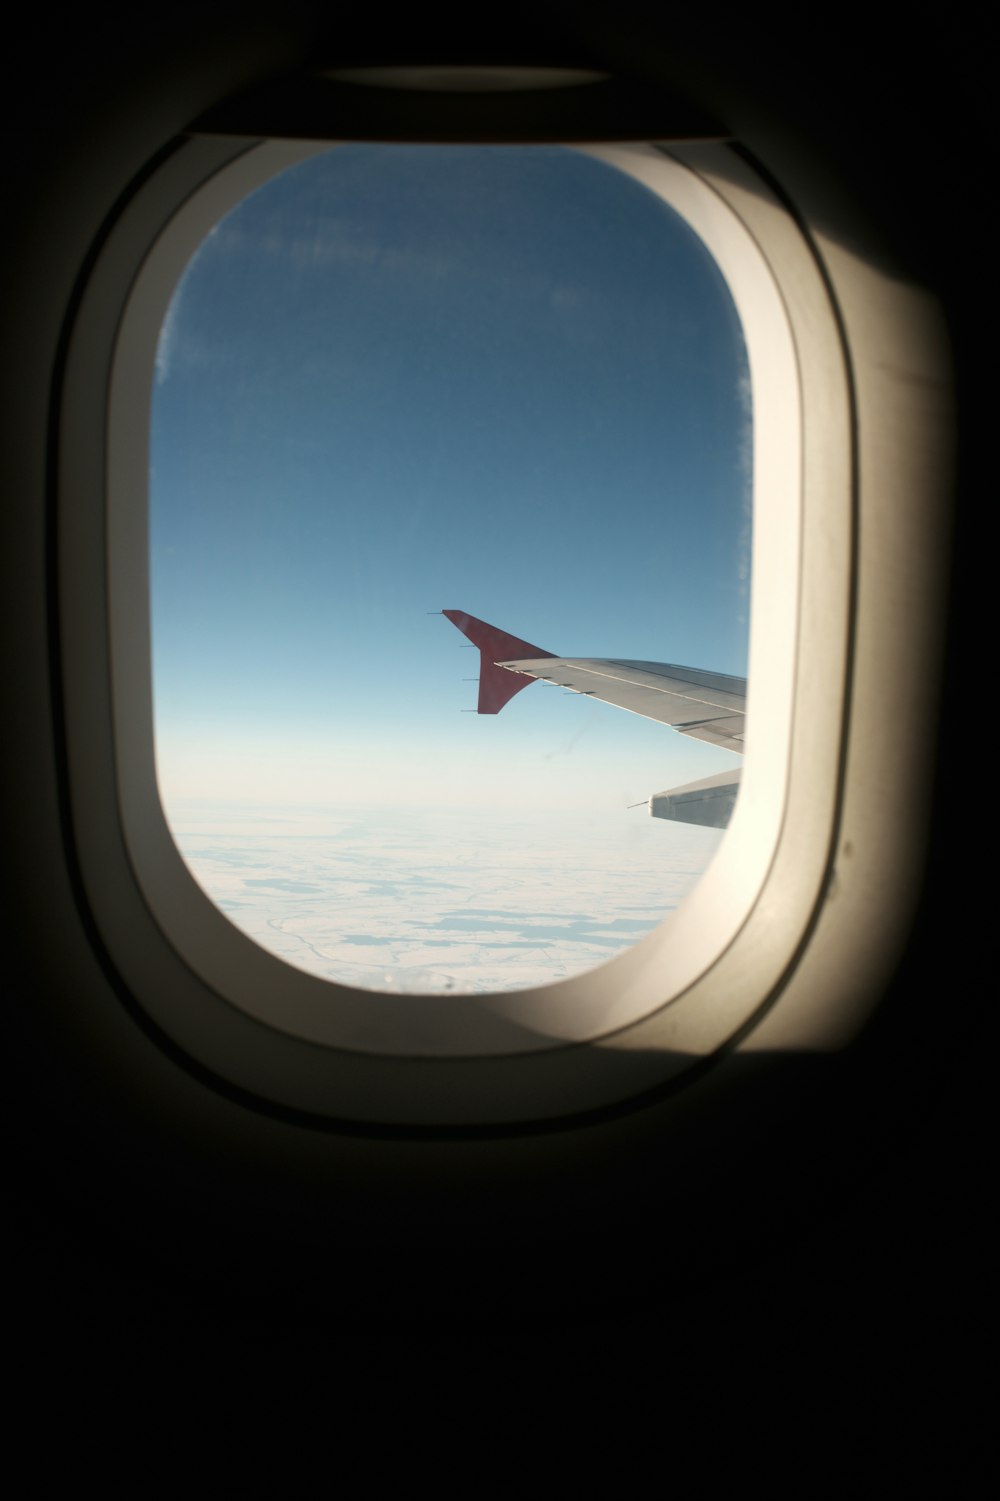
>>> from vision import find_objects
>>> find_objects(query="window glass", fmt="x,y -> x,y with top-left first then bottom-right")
150,144 -> 750,995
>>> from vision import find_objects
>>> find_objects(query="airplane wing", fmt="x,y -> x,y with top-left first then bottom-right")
494,658 -> 745,750
442,609 -> 746,828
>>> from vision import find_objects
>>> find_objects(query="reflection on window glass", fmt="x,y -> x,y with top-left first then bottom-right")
150,145 -> 750,994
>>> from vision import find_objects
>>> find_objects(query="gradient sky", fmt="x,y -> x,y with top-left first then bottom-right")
150,144 -> 750,814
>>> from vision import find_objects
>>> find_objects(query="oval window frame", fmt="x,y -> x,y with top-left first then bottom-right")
59,137 -> 853,1122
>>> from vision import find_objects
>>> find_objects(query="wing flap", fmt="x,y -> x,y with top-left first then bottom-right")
648,770 -> 742,829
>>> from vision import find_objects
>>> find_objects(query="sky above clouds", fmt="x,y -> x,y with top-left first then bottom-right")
150,144 -> 751,816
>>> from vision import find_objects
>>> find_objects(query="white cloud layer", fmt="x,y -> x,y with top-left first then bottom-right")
166,800 -> 722,993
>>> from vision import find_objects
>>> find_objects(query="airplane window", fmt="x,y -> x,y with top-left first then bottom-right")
149,144 -> 751,997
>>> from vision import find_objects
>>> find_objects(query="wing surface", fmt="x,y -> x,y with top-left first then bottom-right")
498,656 -> 745,749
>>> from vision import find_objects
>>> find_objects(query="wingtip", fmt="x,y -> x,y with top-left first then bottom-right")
441,610 -> 555,714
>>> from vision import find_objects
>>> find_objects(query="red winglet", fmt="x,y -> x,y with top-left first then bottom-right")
443,610 -> 556,714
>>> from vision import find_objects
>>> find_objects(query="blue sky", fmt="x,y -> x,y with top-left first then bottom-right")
150,144 -> 750,812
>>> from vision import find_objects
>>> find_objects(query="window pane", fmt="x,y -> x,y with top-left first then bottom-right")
150,144 -> 751,995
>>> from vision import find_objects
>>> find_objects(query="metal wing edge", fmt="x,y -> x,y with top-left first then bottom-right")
499,656 -> 746,749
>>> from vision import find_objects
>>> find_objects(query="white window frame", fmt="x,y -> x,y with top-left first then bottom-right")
59,136 -> 858,1123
